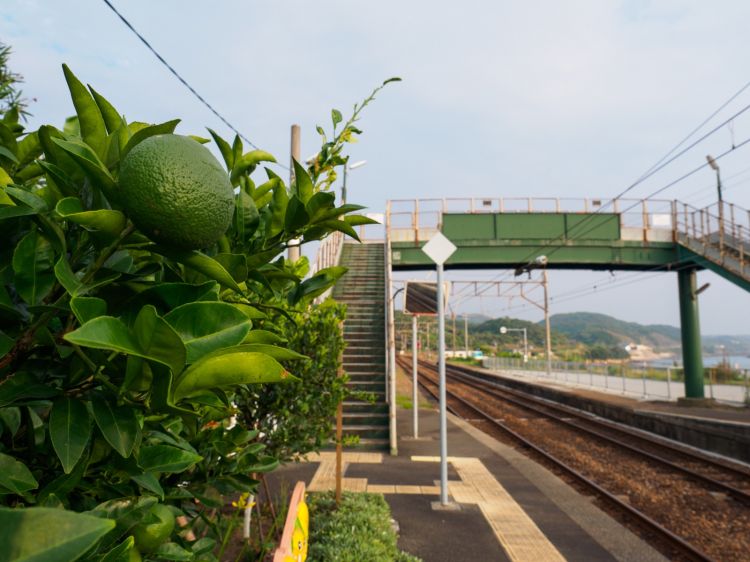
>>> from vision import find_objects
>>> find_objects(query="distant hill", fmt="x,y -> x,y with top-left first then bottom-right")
546,312 -> 681,350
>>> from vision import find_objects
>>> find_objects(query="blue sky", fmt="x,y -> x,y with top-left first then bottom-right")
3,0 -> 750,335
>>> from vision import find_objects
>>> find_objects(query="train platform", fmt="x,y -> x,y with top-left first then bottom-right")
267,405 -> 667,561
461,363 -> 750,464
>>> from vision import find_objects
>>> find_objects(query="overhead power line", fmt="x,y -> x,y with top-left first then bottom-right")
100,0 -> 288,169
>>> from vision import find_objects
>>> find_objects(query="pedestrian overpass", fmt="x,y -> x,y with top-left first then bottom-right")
316,196 -> 750,454
384,197 -> 750,402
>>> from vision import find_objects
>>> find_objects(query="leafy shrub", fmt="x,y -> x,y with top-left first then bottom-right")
307,492 -> 421,562
240,299 -> 349,462
0,60 -> 393,561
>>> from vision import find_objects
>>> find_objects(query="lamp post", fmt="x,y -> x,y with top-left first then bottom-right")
500,326 -> 528,363
706,154 -> 724,253
341,160 -> 367,204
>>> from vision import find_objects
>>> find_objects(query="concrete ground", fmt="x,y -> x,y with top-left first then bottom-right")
268,401 -> 668,562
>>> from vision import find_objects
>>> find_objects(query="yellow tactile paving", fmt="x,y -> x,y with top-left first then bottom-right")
395,485 -> 422,494
367,484 -> 397,494
419,486 -> 440,495
413,456 -> 566,562
343,478 -> 368,492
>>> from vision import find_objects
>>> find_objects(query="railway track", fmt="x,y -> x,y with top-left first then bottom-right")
397,356 -> 750,561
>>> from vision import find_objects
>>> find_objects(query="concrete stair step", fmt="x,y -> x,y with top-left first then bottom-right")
342,400 -> 388,413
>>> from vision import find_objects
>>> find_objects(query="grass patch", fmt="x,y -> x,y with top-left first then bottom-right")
307,492 -> 421,562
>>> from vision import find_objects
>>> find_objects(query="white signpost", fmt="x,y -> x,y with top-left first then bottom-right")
421,231 -> 457,506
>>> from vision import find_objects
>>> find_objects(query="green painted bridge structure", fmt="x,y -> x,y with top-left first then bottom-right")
385,197 -> 750,399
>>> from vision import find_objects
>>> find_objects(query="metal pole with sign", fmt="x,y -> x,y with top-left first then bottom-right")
421,232 -> 457,506
412,314 -> 419,438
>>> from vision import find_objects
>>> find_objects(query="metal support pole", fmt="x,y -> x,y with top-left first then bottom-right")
385,204 -> 398,455
677,268 -> 705,399
543,269 -> 552,377
667,367 -> 672,400
412,315 -> 419,438
437,263 -> 449,505
464,314 -> 469,357
522,329 -> 528,363
288,124 -> 301,262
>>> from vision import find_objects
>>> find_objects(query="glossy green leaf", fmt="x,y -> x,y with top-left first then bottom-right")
241,329 -> 285,345
267,181 -> 289,237
51,138 -> 116,201
16,132 -> 42,168
173,349 -> 295,402
292,159 -> 314,203
164,302 -> 252,364
0,373 -> 59,408
138,444 -> 202,473
0,205 -> 37,220
331,108 -> 343,126
55,197 -> 126,238
131,281 -> 219,311
98,536 -> 136,562
49,398 -> 92,474
238,344 -> 307,361
152,247 -> 242,293
317,219 -> 360,241
12,229 -> 56,305
236,190 -> 260,236
63,64 -> 107,156
0,407 -> 21,437
91,400 -> 140,458
214,253 -> 248,283
284,195 -> 310,233
53,256 -> 82,295
230,150 -> 276,186
4,185 -> 48,212
64,316 -> 183,374
206,128 -> 233,170
70,296 -> 107,324
153,542 -> 194,561
130,472 -> 164,499
120,119 -> 181,162
0,331 -> 13,358
133,305 -> 186,375
0,506 -> 115,562
0,452 -> 38,494
88,86 -> 122,135
0,145 -> 18,163
345,214 -> 380,226
306,191 -> 336,220
291,266 -> 347,304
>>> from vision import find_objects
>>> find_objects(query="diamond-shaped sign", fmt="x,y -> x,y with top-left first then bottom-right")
422,231 -> 457,265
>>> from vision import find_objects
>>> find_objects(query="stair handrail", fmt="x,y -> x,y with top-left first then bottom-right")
311,230 -> 345,304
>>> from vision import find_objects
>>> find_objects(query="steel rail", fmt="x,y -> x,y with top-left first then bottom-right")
398,356 -> 715,562
441,362 -> 750,504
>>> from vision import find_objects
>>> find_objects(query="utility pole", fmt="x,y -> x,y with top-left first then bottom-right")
451,312 -> 457,355
543,269 -> 552,377
288,124 -> 301,261
464,314 -> 469,356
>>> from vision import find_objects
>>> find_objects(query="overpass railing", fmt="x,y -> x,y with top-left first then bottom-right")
387,197 -> 675,244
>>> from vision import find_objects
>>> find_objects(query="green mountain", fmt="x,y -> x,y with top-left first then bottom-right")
547,312 -> 681,349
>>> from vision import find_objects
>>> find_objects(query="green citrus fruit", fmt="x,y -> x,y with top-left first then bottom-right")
119,134 -> 234,250
131,503 -> 175,553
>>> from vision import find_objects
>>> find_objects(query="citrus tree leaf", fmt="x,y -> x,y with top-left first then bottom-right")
237,344 -> 307,361
63,316 -> 184,374
284,195 -> 310,233
12,229 -> 56,305
152,247 -> 242,293
120,119 -> 180,162
70,296 -> 107,324
49,398 -> 92,474
206,128 -> 233,170
241,330 -> 286,345
164,302 -> 252,364
0,506 -> 115,562
53,256 -> 82,296
138,444 -> 202,473
51,138 -> 116,200
214,253 -> 247,283
62,63 -> 107,157
173,349 -> 295,402
133,305 -> 186,375
91,400 -> 140,458
56,197 -> 126,238
0,452 -> 38,494
292,159 -> 313,203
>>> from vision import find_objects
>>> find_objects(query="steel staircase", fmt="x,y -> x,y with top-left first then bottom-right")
674,200 -> 750,291
332,243 -> 389,450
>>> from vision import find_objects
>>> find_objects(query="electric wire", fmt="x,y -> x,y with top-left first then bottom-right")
100,0 -> 291,171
